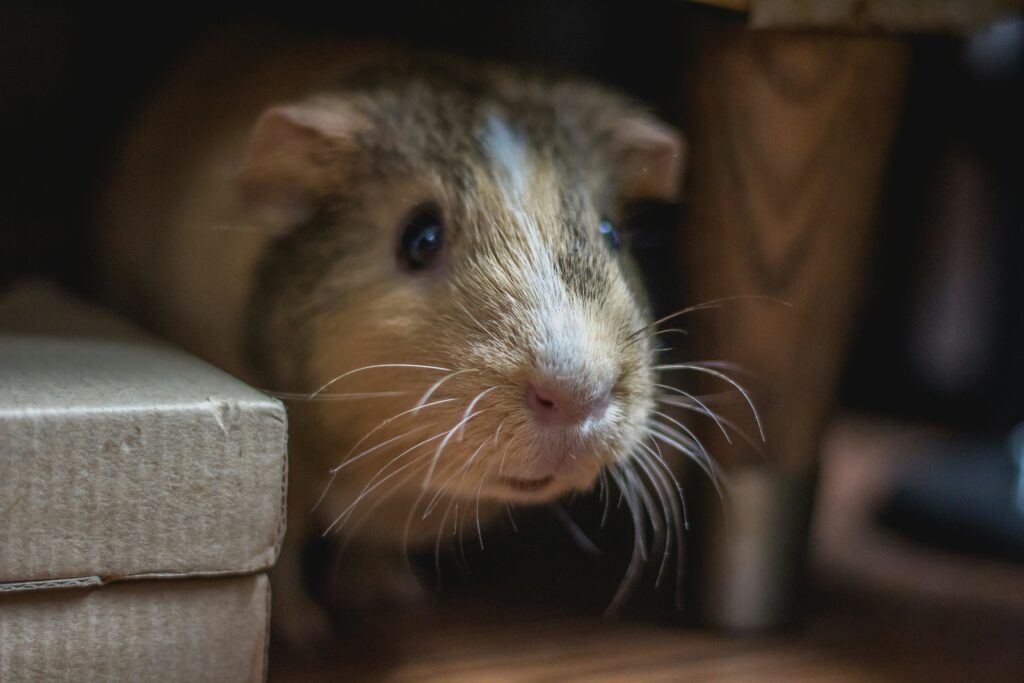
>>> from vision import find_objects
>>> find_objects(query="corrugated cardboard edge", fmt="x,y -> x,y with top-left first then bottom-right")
262,568 -> 273,683
0,399 -> 289,592
0,563 -> 295,594
275,418 -> 289,574
0,575 -> 271,683
0,577 -> 104,593
0,280 -> 290,592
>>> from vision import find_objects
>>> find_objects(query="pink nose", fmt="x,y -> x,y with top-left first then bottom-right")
525,380 -> 611,426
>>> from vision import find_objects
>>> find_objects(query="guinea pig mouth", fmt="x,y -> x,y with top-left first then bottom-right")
498,474 -> 555,492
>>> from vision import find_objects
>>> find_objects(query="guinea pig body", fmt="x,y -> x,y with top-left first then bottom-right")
99,32 -> 685,645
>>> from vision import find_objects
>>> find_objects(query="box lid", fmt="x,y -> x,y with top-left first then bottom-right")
0,282 -> 287,592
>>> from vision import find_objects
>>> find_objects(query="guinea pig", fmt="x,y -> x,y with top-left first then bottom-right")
98,33 -> 690,646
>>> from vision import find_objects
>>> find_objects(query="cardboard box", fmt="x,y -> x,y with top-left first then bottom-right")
0,282 -> 287,682
1,576 -> 270,682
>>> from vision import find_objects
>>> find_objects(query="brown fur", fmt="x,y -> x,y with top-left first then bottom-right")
99,32 -> 684,646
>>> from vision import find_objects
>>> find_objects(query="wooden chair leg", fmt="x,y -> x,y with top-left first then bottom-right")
680,15 -> 909,629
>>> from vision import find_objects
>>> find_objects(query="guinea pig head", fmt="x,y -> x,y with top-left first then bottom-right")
242,67 -> 685,508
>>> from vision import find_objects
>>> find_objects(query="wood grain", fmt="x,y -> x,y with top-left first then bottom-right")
680,17 -> 909,473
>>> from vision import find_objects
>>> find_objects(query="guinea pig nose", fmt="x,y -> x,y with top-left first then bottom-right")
525,380 -> 611,426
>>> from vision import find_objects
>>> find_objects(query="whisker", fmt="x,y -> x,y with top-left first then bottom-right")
654,384 -> 731,444
599,470 -> 612,528
313,419 -> 439,512
413,368 -> 477,413
402,478 -> 434,573
493,419 -> 506,444
646,419 -> 718,484
474,459 -> 498,550
324,424 -> 458,532
639,440 -> 687,608
340,397 -> 459,470
335,461 -> 430,552
654,363 -> 765,441
656,395 -> 765,457
647,423 -> 726,502
643,437 -> 690,532
431,418 -> 502,520
626,295 -> 791,343
311,363 -> 452,400
453,496 -> 471,576
622,327 -> 689,350
617,462 -> 651,562
497,438 -> 514,474
632,445 -> 675,588
474,421 -> 508,548
323,448 -> 435,536
423,408 -> 490,488
455,386 -> 503,440
423,437 -> 490,518
552,504 -> 602,556
622,460 -> 662,557
650,410 -> 716,471
264,389 -> 413,402
505,503 -> 518,533
331,417 -> 445,475
605,465 -> 647,616
645,422 -> 713,484
683,359 -> 750,374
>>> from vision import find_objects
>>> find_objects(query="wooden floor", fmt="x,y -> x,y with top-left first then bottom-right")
270,418 -> 1024,682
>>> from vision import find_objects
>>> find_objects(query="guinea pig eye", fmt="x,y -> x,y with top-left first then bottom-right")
399,206 -> 444,270
598,218 -> 621,251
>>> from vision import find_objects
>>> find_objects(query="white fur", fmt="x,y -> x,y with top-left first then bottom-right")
483,112 -> 529,199
482,115 -> 615,433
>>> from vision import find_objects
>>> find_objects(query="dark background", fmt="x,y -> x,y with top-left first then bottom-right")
2,2 -> 1022,596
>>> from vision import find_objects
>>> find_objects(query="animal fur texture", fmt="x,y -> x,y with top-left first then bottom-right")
97,32 -> 737,646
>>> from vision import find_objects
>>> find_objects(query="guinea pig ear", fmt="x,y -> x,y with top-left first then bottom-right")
238,102 -> 365,229
612,115 -> 687,202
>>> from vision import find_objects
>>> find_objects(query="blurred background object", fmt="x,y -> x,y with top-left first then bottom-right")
843,14 -> 1024,432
